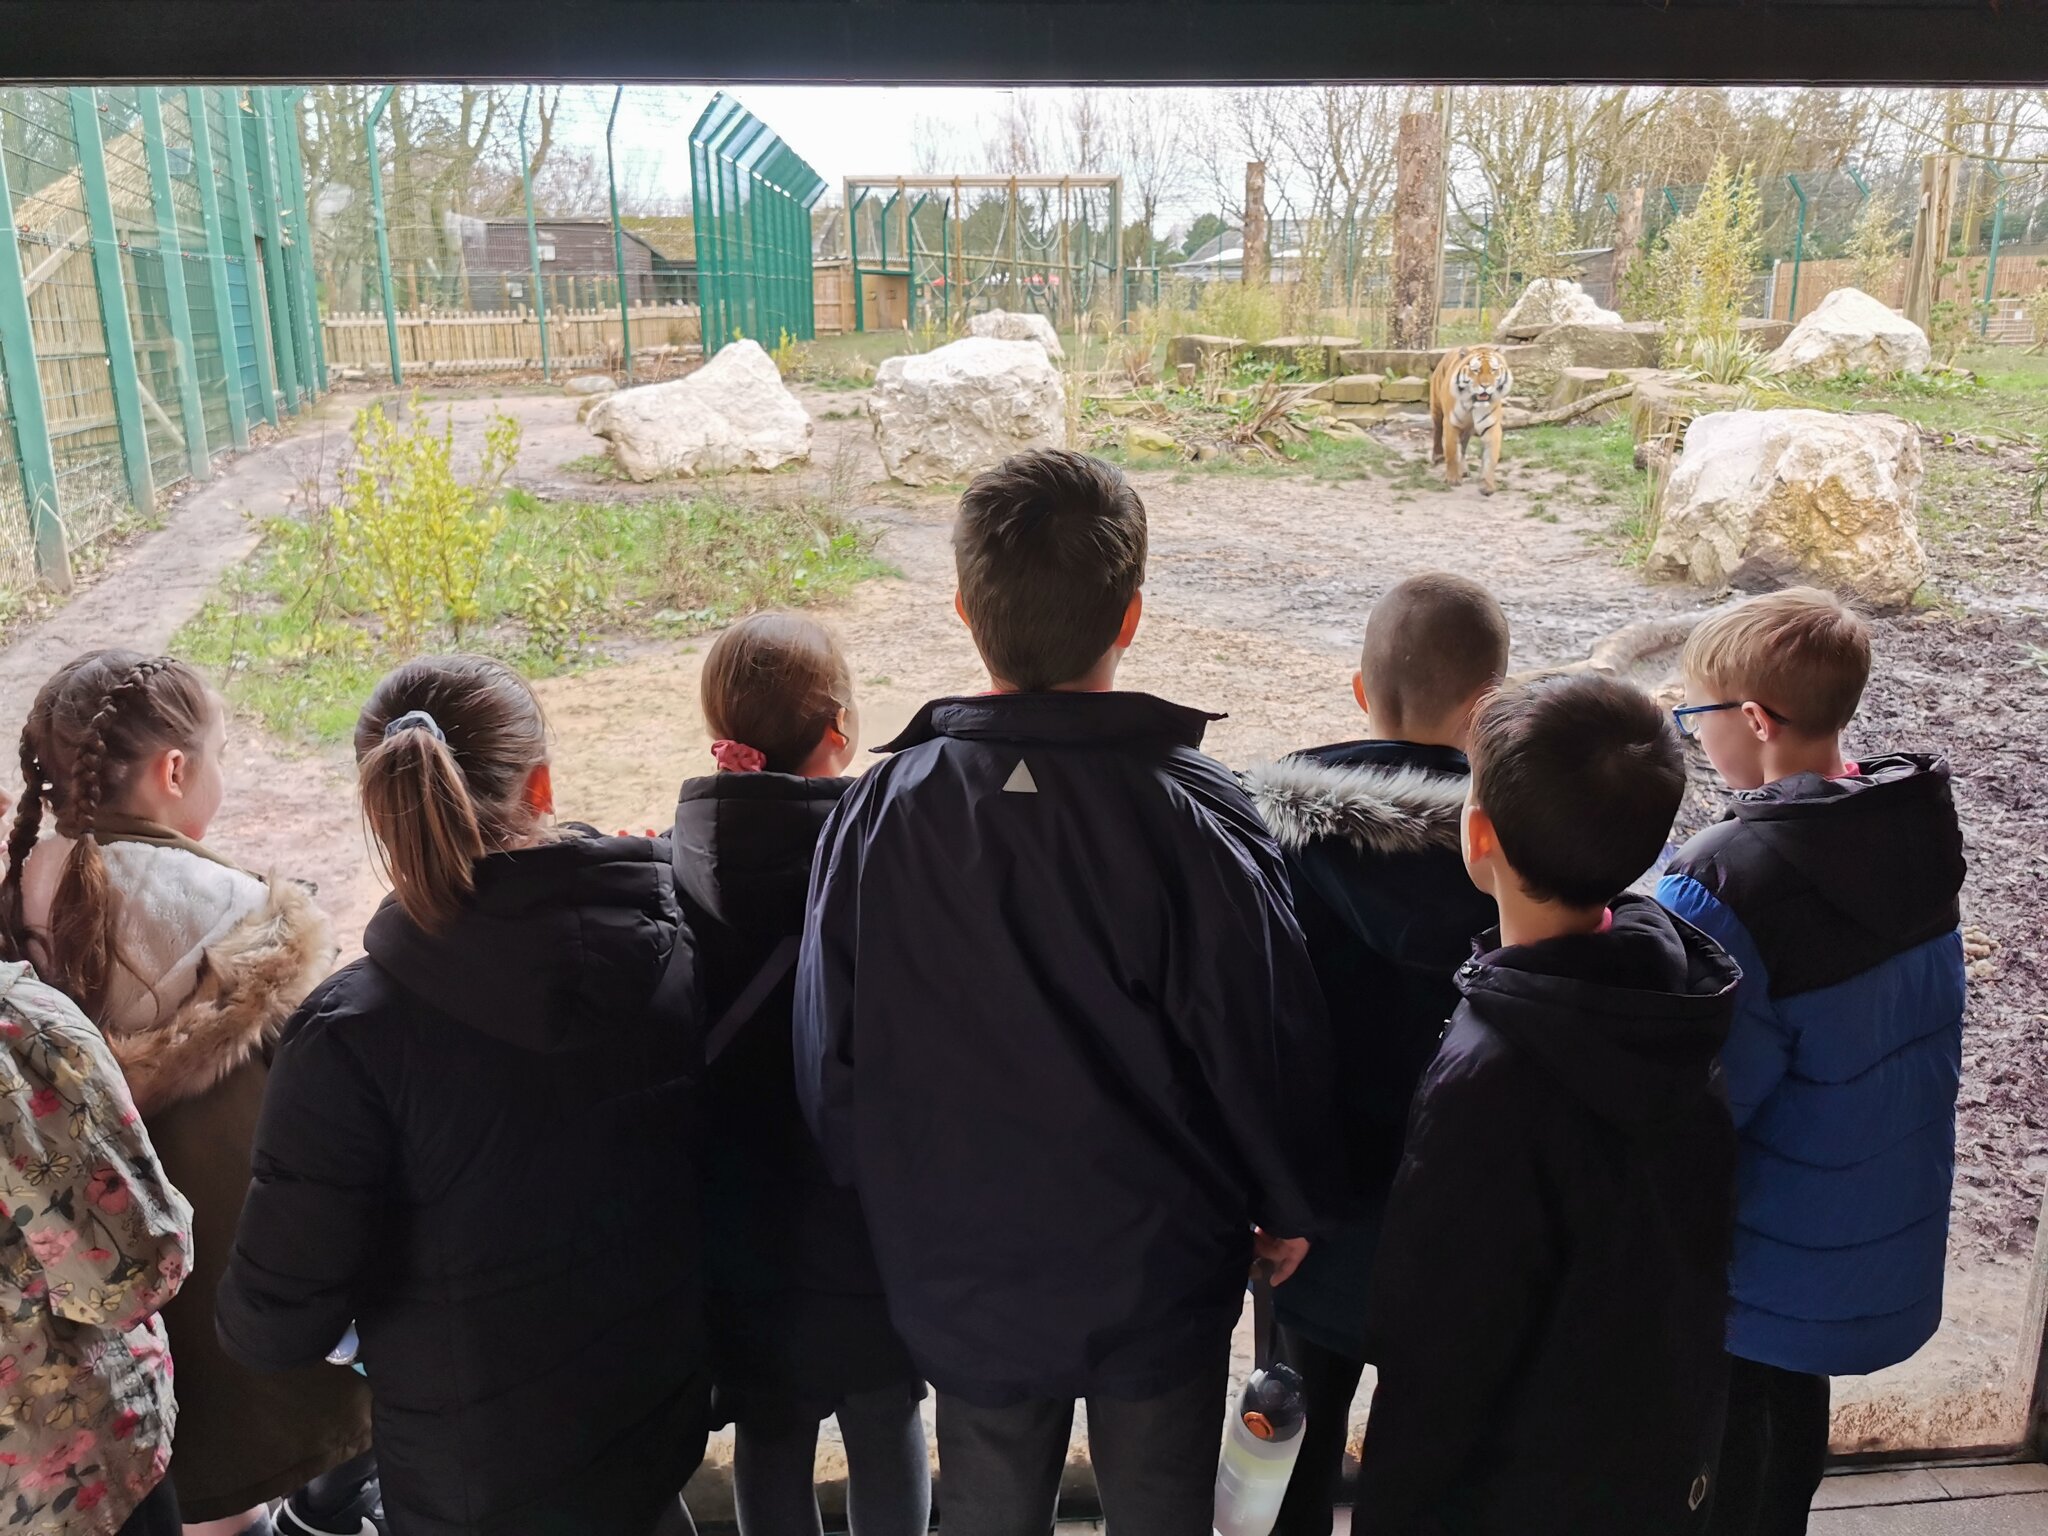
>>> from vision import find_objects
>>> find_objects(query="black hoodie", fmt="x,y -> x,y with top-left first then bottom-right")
218,832 -> 709,1536
671,772 -> 918,1414
1355,895 -> 1739,1536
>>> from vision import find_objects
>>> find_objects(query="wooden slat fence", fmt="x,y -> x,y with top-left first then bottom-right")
813,260 -> 855,335
1771,243 -> 2048,344
322,304 -> 704,378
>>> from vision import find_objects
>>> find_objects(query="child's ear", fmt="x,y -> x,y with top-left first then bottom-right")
1114,591 -> 1143,649
1740,701 -> 1778,743
525,762 -> 555,817
1352,672 -> 1369,716
159,747 -> 188,799
953,590 -> 969,628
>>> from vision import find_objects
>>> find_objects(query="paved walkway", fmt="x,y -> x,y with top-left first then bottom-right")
1044,1462 -> 2048,1534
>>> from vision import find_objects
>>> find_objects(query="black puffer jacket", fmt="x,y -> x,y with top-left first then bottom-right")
796,691 -> 1338,1407
1244,741 -> 1495,1359
218,832 -> 709,1536
672,772 -> 918,1418
1355,895 -> 1739,1536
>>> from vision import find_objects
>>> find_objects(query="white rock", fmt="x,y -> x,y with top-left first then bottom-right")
585,339 -> 811,480
1496,278 -> 1622,339
966,309 -> 1065,360
563,373 -> 617,397
1647,409 -> 1927,610
1765,288 -> 1932,381
869,338 -> 1067,487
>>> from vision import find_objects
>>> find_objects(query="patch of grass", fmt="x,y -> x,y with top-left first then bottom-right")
177,489 -> 886,744
1781,349 -> 2048,442
561,451 -> 628,481
1510,422 -> 1641,503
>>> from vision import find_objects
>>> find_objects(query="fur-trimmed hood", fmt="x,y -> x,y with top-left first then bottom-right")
1241,754 -> 1469,857
107,874 -> 333,1115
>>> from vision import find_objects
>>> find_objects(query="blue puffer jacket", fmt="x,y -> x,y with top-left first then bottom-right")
1656,753 -> 1966,1378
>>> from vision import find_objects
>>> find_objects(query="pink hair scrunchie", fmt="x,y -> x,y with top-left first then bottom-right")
711,739 -> 768,773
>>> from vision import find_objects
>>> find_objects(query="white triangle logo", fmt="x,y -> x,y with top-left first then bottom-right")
1003,760 -> 1038,794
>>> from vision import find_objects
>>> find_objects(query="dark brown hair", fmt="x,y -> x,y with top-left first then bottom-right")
355,655 -> 549,934
954,449 -> 1147,691
701,613 -> 852,774
1361,572 -> 1511,733
1682,586 -> 1871,735
0,651 -> 214,1019
1468,673 -> 1685,909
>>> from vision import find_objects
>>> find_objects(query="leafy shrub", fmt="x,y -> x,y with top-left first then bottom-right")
1846,195 -> 1904,301
1683,333 -> 1768,387
329,399 -> 520,650
1640,158 -> 1763,365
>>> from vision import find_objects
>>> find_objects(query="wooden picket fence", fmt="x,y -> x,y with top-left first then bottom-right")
322,304 -> 704,378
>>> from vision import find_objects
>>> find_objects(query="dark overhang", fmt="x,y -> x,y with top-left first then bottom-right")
6,1 -> 2048,88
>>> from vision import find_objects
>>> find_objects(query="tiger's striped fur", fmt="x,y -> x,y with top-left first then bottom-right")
1429,345 -> 1513,496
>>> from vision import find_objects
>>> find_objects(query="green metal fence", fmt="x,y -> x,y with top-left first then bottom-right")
0,85 -> 315,592
690,92 -> 826,357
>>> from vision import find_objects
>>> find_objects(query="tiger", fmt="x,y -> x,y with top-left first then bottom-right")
1429,345 -> 1513,496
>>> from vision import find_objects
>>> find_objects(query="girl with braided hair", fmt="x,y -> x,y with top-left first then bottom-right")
0,652 -> 374,1536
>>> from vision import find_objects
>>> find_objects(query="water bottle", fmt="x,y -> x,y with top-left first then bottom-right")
1213,1265 -> 1308,1536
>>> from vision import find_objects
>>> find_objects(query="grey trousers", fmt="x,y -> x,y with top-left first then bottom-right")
935,1364 -> 1227,1536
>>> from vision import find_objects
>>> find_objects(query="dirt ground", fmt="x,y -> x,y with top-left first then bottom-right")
5,378 -> 2044,1493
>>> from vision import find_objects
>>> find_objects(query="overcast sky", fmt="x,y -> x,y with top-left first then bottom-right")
548,84 -> 1214,226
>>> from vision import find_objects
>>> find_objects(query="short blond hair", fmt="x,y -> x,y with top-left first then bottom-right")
1682,588 -> 1871,734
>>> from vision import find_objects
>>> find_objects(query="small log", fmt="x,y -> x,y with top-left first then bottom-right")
1511,610 -> 1713,686
1501,382 -> 1637,431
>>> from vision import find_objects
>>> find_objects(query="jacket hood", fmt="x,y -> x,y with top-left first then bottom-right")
878,690 -> 1221,754
1460,894 -> 1737,1128
1242,749 -> 1468,858
1728,753 -> 1964,948
672,772 -> 851,935
364,830 -> 680,1053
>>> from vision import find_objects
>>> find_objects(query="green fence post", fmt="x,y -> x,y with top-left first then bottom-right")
367,86 -> 402,385
1786,174 -> 1809,324
606,87 -> 631,381
517,88 -> 550,380
250,90 -> 301,413
186,86 -> 248,450
281,92 -> 323,394
67,87 -> 156,516
1981,162 -> 2007,339
850,190 -> 866,333
222,89 -> 279,426
0,134 -> 71,588
139,88 -> 212,481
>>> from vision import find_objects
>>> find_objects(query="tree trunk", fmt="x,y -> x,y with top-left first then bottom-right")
1390,109 -> 1447,349
1902,152 -> 1960,333
1243,161 -> 1268,287
1609,186 -> 1645,311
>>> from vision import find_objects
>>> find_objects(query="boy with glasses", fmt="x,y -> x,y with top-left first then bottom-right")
1659,587 -> 1968,1536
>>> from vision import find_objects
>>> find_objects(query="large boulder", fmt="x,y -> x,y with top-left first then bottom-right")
967,308 -> 1065,360
1497,278 -> 1622,340
585,339 -> 810,480
1765,288 -> 1932,380
870,337 -> 1067,487
1166,334 -> 1245,371
1647,409 -> 1927,610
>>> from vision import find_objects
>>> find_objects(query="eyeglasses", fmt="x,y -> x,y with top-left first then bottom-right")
1672,701 -> 1790,738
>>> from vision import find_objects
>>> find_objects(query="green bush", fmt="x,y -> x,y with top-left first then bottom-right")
330,399 -> 520,650
1640,158 -> 1763,365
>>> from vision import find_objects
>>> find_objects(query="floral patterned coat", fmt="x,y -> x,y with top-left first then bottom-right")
0,962 -> 192,1535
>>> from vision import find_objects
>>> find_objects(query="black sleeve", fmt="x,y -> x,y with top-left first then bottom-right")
793,785 -> 865,1185
1353,1038 -> 1557,1532
216,978 -> 395,1371
1161,793 -> 1342,1239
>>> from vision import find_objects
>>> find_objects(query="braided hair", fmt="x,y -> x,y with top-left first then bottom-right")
0,651 -> 213,1020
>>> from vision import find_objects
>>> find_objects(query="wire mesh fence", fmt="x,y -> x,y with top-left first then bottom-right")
0,84 -> 319,598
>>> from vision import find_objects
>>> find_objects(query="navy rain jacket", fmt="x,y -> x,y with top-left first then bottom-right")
794,690 -> 1339,1407
1657,753 -> 1967,1377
